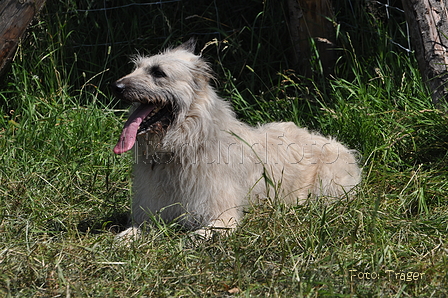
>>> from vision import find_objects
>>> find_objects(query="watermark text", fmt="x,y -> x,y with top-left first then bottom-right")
348,269 -> 425,282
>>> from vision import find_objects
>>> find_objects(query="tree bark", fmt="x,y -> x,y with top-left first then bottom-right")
0,0 -> 47,77
402,0 -> 448,104
286,0 -> 336,77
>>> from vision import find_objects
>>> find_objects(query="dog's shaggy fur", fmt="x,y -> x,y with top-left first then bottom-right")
111,39 -> 361,238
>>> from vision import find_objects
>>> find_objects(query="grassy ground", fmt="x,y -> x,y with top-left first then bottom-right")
1,0 -> 447,297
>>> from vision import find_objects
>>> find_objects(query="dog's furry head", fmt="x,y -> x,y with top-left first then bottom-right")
111,38 -> 215,154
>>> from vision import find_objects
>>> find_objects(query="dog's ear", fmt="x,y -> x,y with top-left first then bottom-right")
176,37 -> 197,53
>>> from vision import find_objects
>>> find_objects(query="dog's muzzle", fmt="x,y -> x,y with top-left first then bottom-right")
111,79 -> 175,154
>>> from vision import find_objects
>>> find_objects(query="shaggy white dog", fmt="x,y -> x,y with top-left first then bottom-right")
111,39 -> 361,238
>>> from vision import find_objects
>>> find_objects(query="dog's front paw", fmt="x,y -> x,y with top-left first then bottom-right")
192,227 -> 215,240
192,224 -> 234,241
115,227 -> 142,243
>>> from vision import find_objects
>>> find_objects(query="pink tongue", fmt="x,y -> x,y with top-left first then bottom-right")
113,104 -> 155,154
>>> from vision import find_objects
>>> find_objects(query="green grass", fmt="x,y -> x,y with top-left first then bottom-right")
1,0 -> 448,297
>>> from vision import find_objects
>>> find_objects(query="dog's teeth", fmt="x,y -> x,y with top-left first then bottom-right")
146,106 -> 162,119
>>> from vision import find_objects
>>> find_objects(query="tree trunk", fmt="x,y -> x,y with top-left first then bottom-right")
402,0 -> 448,104
286,0 -> 336,77
0,0 -> 47,77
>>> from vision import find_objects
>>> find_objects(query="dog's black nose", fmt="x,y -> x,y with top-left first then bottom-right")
110,81 -> 125,95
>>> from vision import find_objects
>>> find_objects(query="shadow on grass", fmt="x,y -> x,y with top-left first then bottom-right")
76,212 -> 129,235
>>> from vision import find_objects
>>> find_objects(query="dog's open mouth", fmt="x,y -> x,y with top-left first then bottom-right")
114,103 -> 174,154
137,104 -> 173,135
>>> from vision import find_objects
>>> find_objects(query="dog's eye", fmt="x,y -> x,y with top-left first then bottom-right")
151,67 -> 166,78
